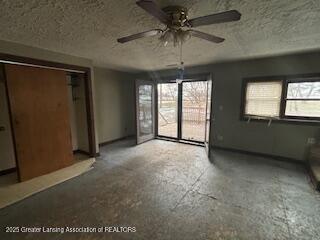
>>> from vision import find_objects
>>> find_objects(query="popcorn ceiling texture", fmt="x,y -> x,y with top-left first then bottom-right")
0,0 -> 320,72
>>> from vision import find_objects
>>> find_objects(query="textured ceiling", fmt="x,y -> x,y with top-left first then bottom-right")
0,0 -> 320,72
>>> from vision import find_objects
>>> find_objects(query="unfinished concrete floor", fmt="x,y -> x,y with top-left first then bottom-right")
0,139 -> 319,240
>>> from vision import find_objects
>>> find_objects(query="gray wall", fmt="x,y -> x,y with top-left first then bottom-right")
141,52 -> 320,161
94,67 -> 135,144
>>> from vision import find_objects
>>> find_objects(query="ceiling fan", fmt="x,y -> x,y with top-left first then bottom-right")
117,0 -> 241,46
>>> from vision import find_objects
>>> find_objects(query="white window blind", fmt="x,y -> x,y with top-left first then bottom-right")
245,81 -> 282,117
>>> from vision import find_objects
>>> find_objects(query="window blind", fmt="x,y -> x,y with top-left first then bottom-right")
245,81 -> 282,117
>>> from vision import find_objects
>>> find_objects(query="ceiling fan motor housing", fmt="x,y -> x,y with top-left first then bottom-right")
162,6 -> 189,28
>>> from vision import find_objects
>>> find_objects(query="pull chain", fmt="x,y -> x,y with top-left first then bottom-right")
180,40 -> 182,65
177,41 -> 184,81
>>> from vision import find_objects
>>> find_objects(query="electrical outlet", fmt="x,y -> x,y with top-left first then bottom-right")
307,138 -> 316,145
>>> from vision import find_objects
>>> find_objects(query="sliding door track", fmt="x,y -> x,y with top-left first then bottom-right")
156,136 -> 205,147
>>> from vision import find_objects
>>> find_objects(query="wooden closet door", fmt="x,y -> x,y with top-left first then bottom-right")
5,64 -> 73,181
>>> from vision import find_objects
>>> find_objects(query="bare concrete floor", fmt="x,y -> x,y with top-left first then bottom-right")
0,139 -> 319,240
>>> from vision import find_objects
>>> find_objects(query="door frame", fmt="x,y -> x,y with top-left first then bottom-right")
180,79 -> 210,144
155,73 -> 213,147
0,53 -> 97,180
204,74 -> 213,157
155,79 -> 178,140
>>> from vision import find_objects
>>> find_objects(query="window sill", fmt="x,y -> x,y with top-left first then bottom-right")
242,115 -> 320,125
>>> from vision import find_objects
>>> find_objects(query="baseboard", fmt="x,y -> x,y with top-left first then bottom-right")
212,146 -> 305,166
73,149 -> 90,156
0,167 -> 16,176
99,135 -> 135,147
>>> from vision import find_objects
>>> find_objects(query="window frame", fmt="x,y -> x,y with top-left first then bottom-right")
241,73 -> 320,125
282,77 -> 320,121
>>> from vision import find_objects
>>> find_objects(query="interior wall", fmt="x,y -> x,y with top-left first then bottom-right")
140,52 -> 320,161
94,67 -> 135,144
0,68 -> 15,171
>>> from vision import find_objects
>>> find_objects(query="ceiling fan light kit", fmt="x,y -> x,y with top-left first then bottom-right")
160,29 -> 191,47
117,0 -> 241,46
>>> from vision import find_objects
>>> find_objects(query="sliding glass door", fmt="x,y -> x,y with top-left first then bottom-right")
136,80 -> 155,144
156,78 -> 212,152
157,83 -> 178,138
181,81 -> 207,142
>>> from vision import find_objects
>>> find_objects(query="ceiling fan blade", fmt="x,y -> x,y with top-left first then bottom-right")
117,29 -> 163,43
188,10 -> 241,27
136,0 -> 170,24
188,30 -> 225,43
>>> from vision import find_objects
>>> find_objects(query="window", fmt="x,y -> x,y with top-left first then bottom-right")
244,81 -> 282,117
285,80 -> 320,118
242,75 -> 320,122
